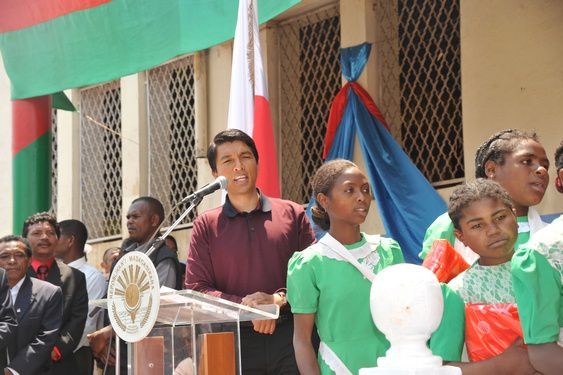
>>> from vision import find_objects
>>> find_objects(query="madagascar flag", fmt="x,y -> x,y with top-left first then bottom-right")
227,0 -> 280,197
0,0 -> 300,100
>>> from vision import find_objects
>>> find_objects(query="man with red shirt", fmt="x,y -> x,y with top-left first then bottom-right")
185,129 -> 315,374
23,213 -> 88,375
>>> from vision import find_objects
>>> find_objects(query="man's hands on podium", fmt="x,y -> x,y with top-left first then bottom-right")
241,291 -> 287,335
87,325 -> 116,366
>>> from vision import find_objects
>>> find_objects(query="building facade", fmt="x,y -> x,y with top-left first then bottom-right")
1,0 -> 562,267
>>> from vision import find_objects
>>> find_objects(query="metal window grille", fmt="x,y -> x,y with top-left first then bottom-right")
278,4 -> 342,204
375,0 -> 464,185
50,109 -> 57,216
79,81 -> 122,239
147,56 -> 198,226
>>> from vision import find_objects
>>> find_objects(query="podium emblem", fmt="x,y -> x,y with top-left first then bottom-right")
107,252 -> 160,342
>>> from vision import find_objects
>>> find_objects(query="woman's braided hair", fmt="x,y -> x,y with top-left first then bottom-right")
474,129 -> 539,178
311,159 -> 358,231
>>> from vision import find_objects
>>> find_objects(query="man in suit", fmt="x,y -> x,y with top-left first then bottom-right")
0,235 -> 62,375
23,212 -> 88,374
56,219 -> 106,375
0,267 -> 17,372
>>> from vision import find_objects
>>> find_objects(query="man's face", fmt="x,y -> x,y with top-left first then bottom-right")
164,238 -> 177,252
454,197 -> 518,266
26,221 -> 58,260
213,141 -> 258,197
0,241 -> 30,287
126,201 -> 157,244
101,248 -> 120,275
54,233 -> 72,259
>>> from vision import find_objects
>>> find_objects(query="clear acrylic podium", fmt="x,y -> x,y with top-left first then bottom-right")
92,288 -> 279,375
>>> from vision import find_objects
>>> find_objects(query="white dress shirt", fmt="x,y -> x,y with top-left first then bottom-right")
9,277 -> 25,306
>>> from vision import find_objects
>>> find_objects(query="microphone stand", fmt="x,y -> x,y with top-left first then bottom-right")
145,195 -> 203,259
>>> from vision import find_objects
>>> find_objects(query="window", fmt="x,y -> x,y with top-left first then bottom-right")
80,81 -> 122,238
147,56 -> 199,226
278,4 -> 342,203
375,0 -> 464,186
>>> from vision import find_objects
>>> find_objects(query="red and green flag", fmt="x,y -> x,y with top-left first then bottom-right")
0,0 -> 300,100
11,96 -> 52,233
1,0 -> 299,232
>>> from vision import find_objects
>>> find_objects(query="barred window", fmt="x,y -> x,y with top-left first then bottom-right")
147,56 -> 198,226
80,81 -> 122,239
375,0 -> 464,185
278,4 -> 342,204
50,109 -> 57,216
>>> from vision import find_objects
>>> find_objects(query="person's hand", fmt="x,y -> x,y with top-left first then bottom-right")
495,338 -> 537,375
251,319 -> 277,334
242,291 -> 283,335
88,325 -> 116,365
241,292 -> 274,307
242,291 -> 287,308
102,347 -> 116,366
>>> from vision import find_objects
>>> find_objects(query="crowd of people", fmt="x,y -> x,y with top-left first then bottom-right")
0,128 -> 560,375
0,197 -> 184,374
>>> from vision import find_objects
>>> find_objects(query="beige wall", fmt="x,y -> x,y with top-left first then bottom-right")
461,0 -> 563,215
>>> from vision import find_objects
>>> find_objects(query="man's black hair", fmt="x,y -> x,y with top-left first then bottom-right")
0,235 -> 32,257
59,219 -> 89,251
131,197 -> 165,224
207,129 -> 259,173
22,212 -> 60,238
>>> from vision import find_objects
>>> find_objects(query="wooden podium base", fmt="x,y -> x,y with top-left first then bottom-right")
198,332 -> 236,375
133,336 -> 164,375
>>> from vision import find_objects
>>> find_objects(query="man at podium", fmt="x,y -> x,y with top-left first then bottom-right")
186,129 -> 315,374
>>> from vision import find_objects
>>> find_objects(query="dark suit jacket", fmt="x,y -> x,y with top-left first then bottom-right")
0,269 -> 17,369
28,259 -> 88,374
8,275 -> 63,375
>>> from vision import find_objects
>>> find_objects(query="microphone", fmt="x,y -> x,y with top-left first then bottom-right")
182,176 -> 228,202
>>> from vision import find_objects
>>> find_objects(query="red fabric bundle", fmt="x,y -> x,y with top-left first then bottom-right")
465,302 -> 523,362
422,239 -> 470,283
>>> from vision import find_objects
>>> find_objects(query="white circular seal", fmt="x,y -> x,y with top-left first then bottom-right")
107,252 -> 160,342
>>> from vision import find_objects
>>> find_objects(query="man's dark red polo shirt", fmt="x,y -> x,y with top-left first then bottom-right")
185,192 -> 315,303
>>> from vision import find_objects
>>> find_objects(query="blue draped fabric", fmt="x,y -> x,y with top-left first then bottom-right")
314,43 -> 446,263
340,43 -> 371,81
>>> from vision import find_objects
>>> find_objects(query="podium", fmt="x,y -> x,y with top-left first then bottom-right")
92,288 -> 279,375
